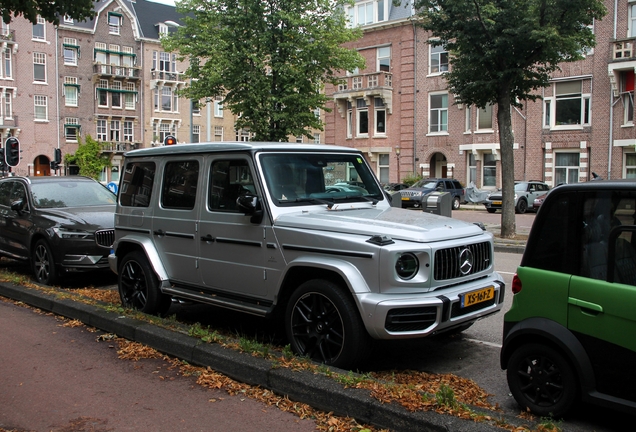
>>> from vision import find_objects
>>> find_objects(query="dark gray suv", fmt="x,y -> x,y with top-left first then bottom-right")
400,178 -> 465,210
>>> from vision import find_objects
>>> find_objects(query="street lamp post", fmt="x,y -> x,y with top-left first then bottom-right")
395,146 -> 401,182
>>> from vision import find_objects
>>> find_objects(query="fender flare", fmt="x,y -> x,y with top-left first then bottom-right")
500,317 -> 596,395
282,255 -> 371,296
114,235 -> 170,283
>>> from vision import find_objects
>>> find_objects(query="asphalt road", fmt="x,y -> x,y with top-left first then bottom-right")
0,297 -> 317,432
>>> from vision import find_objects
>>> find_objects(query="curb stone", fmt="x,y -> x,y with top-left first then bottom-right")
0,282 -> 535,432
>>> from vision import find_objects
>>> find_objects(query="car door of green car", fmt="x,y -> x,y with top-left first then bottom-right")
567,194 -> 636,402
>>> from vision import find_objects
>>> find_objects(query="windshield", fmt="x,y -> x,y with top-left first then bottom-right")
514,183 -> 527,192
412,180 -> 438,189
259,152 -> 384,206
31,180 -> 117,208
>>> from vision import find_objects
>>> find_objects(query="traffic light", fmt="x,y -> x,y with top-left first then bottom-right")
51,148 -> 62,170
5,136 -> 20,167
164,135 -> 177,146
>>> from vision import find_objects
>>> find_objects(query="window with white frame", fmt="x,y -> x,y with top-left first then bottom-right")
110,120 -> 121,142
63,38 -> 78,65
97,119 -> 107,140
621,70 -> 634,125
465,105 -> 472,132
429,93 -> 448,133
4,91 -> 12,119
378,153 -> 389,184
64,15 -> 74,24
544,80 -> 591,129
192,125 -> 200,143
125,83 -> 135,109
377,46 -> 390,72
554,152 -> 580,184
158,122 -> 172,142
33,52 -> 46,83
153,51 -> 176,73
346,0 -> 387,27
3,48 -> 12,78
346,101 -> 353,138
32,16 -> 45,40
98,79 -> 109,107
477,104 -> 493,130
1,22 -> 9,37
109,13 -> 122,35
158,23 -> 168,36
467,153 -> 477,184
192,100 -> 201,115
64,77 -> 78,106
356,98 -> 368,136
124,120 -> 134,142
482,153 -> 497,187
625,153 -> 636,178
430,44 -> 448,74
111,81 -> 122,108
374,97 -> 386,135
214,97 -> 223,117
65,117 -> 79,140
214,125 -> 223,141
313,134 -> 321,144
122,46 -> 134,67
296,135 -> 303,143
631,4 -> 636,37
34,95 -> 47,120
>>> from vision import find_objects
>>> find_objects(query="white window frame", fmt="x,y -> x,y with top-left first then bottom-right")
214,125 -> 224,141
429,44 -> 448,75
345,0 -> 387,27
3,48 -> 12,78
465,105 -> 472,132
631,4 -> 636,37
346,101 -> 353,138
34,95 -> 47,121
98,79 -> 109,107
378,153 -> 389,184
33,52 -> 46,83
553,151 -> 581,185
374,97 -> 386,136
214,99 -> 223,117
97,119 -> 107,141
621,71 -> 634,126
110,120 -> 121,142
32,16 -> 46,41
429,92 -> 448,134
625,152 -> 636,178
125,83 -> 136,109
467,152 -> 477,185
477,104 -> 493,131
4,91 -> 12,119
109,13 -> 122,35
65,117 -> 79,141
377,46 -> 390,72
543,80 -> 591,130
356,98 -> 369,137
192,125 -> 200,143
111,81 -> 123,109
124,120 -> 134,142
64,77 -> 78,107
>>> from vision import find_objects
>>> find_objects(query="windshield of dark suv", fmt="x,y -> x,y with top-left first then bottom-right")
259,153 -> 384,206
31,181 -> 117,208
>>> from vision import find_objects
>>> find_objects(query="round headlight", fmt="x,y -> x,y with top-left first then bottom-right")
395,253 -> 419,280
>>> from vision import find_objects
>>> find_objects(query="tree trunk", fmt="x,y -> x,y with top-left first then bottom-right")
497,91 -> 516,238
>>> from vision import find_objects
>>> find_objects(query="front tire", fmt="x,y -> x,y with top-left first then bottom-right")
506,343 -> 577,418
285,279 -> 371,369
118,251 -> 171,316
32,239 -> 58,285
516,199 -> 528,214
486,208 -> 497,214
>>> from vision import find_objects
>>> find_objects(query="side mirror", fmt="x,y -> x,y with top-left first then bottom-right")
10,199 -> 25,214
237,194 -> 264,224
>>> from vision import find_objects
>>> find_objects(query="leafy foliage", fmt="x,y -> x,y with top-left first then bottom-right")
411,0 -> 606,236
65,135 -> 111,180
162,0 -> 365,142
1,0 -> 97,25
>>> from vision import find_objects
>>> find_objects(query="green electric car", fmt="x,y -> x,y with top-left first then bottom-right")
500,180 -> 636,418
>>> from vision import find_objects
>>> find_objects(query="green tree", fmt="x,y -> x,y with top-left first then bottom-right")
412,0 -> 606,237
65,135 -> 111,180
162,0 -> 365,142
1,0 -> 97,24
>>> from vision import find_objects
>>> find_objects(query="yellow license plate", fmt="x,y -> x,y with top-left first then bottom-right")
401,197 -> 409,200
461,286 -> 495,308
492,201 -> 502,205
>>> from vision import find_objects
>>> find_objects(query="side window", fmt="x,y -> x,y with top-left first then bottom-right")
161,161 -> 199,210
208,159 -> 254,212
0,182 -> 13,207
444,180 -> 453,190
10,183 -> 28,210
522,192 -> 578,274
608,196 -> 636,285
119,162 -> 156,207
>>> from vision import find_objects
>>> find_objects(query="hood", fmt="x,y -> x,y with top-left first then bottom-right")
40,205 -> 115,230
274,206 -> 485,243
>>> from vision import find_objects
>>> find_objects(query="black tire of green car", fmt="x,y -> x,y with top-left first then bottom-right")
285,279 -> 371,369
506,343 -> 578,418
118,250 -> 171,316
516,199 -> 528,214
32,239 -> 58,286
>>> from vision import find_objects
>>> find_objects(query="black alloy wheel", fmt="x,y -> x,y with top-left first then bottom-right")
32,239 -> 58,285
506,343 -> 577,418
516,199 -> 528,214
285,279 -> 370,369
118,251 -> 171,316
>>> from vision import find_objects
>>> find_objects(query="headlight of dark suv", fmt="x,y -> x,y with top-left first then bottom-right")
395,253 -> 419,280
52,227 -> 94,240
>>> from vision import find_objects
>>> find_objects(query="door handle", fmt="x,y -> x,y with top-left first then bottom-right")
568,297 -> 603,313
153,229 -> 165,236
200,234 -> 215,242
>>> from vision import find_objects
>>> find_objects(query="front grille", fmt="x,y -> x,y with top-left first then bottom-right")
95,229 -> 115,248
434,241 -> 491,281
385,307 -> 437,332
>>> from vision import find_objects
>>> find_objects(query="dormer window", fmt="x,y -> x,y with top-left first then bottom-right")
345,0 -> 388,27
159,23 -> 168,36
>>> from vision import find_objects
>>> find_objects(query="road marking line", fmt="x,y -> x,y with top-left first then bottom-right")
465,338 -> 503,349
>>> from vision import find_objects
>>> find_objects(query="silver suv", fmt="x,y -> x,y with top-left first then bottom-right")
110,143 -> 504,369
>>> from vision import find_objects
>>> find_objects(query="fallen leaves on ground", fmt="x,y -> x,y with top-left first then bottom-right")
70,288 -> 120,305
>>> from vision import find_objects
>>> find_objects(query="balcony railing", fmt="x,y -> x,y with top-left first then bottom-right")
0,29 -> 15,42
93,63 -> 141,79
99,141 -> 140,153
150,70 -> 184,83
335,72 -> 393,92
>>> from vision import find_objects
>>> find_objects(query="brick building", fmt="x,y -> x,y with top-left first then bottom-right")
325,0 -> 636,189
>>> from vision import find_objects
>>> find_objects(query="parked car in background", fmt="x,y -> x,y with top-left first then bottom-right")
400,178 -> 466,210
501,180 -> 636,417
0,176 -> 116,285
110,143 -> 504,369
383,183 -> 409,194
484,181 -> 549,214
532,193 -> 548,211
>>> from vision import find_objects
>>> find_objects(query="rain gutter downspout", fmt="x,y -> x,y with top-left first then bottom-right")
55,27 -> 61,168
412,17 -> 417,175
609,0 -> 618,179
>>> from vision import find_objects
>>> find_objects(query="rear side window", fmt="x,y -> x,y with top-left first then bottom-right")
161,160 -> 199,210
120,161 -> 156,207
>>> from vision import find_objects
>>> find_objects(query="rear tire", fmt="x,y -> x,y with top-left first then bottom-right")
506,343 -> 577,418
452,196 -> 461,210
118,251 -> 171,316
285,279 -> 371,369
